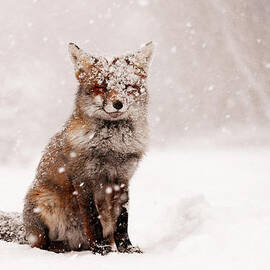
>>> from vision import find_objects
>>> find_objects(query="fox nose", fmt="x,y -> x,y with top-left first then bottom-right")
113,100 -> 123,110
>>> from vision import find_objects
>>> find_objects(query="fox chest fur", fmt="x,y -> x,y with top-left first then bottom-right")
30,118 -> 146,242
69,119 -> 145,237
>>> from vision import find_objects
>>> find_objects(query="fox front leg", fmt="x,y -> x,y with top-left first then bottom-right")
114,192 -> 142,253
73,181 -> 111,255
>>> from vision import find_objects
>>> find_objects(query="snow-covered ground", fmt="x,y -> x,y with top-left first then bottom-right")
1,147 -> 270,269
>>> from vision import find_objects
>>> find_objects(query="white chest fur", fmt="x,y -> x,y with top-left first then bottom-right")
69,119 -> 147,155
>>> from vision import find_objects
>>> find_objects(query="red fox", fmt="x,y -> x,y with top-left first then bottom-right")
0,42 -> 153,254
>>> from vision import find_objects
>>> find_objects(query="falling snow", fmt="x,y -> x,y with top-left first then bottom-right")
105,186 -> 113,194
33,207 -> 41,213
70,151 -> 77,158
27,234 -> 37,245
58,167 -> 65,173
1,0 -> 270,269
171,46 -> 177,53
137,0 -> 149,7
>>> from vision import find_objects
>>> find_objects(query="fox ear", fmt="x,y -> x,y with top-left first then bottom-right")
68,43 -> 102,82
135,41 -> 154,71
68,43 -> 84,65
68,42 -> 101,78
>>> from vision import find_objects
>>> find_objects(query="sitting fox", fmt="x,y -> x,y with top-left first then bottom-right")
0,42 -> 153,254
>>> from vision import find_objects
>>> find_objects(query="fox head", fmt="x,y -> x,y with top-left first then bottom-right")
68,42 -> 154,121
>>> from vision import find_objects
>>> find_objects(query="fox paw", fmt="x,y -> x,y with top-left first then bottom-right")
92,244 -> 112,255
118,245 -> 143,254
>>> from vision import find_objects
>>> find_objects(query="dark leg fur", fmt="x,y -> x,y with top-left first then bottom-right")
47,241 -> 71,253
73,182 -> 111,255
114,206 -> 142,253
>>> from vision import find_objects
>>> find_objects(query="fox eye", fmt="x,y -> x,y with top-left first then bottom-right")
95,85 -> 106,89
85,88 -> 94,95
85,85 -> 106,95
94,86 -> 107,93
126,84 -> 139,90
125,85 -> 141,96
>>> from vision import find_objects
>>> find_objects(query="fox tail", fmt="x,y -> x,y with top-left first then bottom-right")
0,211 -> 26,244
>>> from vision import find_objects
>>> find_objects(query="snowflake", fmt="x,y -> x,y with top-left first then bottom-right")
70,151 -> 77,158
171,46 -> 177,53
33,207 -> 41,213
106,186 -> 113,194
28,233 -> 37,244
58,167 -> 65,173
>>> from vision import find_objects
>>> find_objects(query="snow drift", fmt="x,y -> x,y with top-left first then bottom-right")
1,148 -> 270,269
